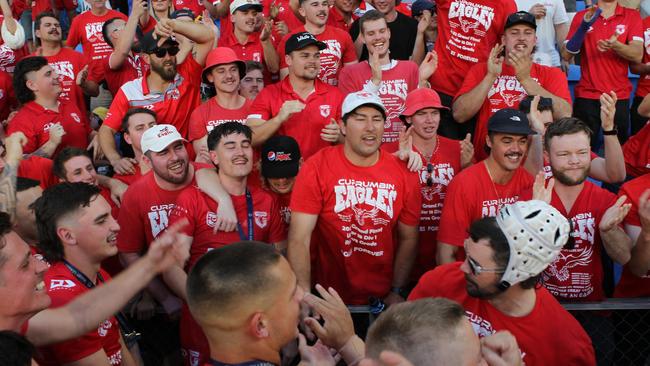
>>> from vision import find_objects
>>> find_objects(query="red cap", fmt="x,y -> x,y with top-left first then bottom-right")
202,47 -> 246,84
399,88 -> 449,122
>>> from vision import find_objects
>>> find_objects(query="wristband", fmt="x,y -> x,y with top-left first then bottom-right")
603,126 -> 618,135
566,7 -> 602,53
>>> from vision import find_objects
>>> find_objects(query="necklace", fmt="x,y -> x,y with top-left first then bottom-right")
415,135 -> 439,163
483,160 -> 502,204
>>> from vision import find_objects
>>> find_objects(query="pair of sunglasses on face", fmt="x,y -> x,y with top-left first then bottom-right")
150,46 -> 180,58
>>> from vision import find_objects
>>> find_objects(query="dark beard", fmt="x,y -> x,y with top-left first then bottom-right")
551,165 -> 589,186
151,60 -> 177,82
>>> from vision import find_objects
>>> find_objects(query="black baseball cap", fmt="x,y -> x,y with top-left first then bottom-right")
505,11 -> 536,30
487,109 -> 536,135
411,0 -> 435,17
171,8 -> 196,19
139,31 -> 179,54
285,32 -> 327,55
261,136 -> 301,178
518,95 -> 553,113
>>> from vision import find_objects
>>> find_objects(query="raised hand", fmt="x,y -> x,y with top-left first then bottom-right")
599,91 -> 617,132
532,171 -> 555,204
600,195 -> 632,232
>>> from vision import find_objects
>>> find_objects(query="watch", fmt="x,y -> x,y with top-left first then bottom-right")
390,286 -> 404,297
603,126 -> 618,136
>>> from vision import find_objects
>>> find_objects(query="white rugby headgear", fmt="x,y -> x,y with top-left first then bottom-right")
496,200 -> 571,289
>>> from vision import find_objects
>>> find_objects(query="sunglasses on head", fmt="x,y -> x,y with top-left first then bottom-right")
151,46 -> 180,58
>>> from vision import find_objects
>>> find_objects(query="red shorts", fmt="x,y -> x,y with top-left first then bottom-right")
54,0 -> 76,11
180,305 -> 210,366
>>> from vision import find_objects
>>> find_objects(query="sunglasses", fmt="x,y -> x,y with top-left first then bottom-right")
150,46 -> 180,58
466,256 -> 505,276
426,163 -> 433,187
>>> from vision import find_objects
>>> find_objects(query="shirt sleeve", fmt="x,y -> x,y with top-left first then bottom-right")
539,66 -> 572,103
566,10 -> 584,41
65,16 -> 81,48
289,156 -> 324,214
619,184 -> 641,227
104,90 -> 129,131
437,175 -> 474,246
407,266 -> 443,300
455,63 -> 488,99
116,187 -> 147,254
553,0 -> 569,25
338,64 -> 361,95
627,10 -> 644,44
188,104 -> 207,142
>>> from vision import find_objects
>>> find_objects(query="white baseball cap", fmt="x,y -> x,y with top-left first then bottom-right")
230,0 -> 263,15
141,124 -> 187,154
341,91 -> 386,117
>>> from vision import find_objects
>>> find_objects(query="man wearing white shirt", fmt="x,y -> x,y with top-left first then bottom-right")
515,0 -> 569,67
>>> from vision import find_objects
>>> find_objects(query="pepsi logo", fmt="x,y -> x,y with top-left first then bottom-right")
267,151 -> 276,161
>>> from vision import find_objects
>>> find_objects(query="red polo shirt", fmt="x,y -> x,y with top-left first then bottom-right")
7,101 -> 90,156
327,6 -> 358,32
634,16 -> 650,98
103,56 -> 202,138
247,77 -> 344,159
569,4 -> 643,99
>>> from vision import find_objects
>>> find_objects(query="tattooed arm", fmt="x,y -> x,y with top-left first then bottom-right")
0,132 -> 26,221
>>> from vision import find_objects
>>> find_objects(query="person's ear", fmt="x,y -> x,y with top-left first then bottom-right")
250,312 -> 270,338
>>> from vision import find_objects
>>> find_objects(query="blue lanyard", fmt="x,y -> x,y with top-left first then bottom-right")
209,360 -> 275,366
236,189 -> 254,241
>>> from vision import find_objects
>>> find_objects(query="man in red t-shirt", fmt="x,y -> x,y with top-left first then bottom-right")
189,48 -> 252,162
454,11 -> 572,161
409,200 -> 595,366
278,0 -> 357,86
98,20 -> 214,176
33,12 -> 99,115
437,109 -> 535,264
561,3 -> 643,148
612,174 -> 650,364
98,0 -> 148,97
247,32 -> 344,159
339,10 -> 430,152
429,0 -> 517,140
217,0 -> 280,79
288,91 -> 421,311
400,88 -> 472,279
622,119 -> 650,178
112,108 -> 157,185
7,56 -> 93,157
34,183 -> 133,366
167,122 -> 286,366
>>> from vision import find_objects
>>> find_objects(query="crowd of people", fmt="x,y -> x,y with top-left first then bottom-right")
0,0 -> 647,363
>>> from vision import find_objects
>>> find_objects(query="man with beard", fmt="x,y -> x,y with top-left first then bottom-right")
247,32 -> 344,160
520,117 -> 632,363
288,91 -> 420,335
99,19 -> 214,175
279,0 -> 357,86
436,109 -> 535,264
166,123 -> 286,366
453,11 -> 572,161
561,3 -> 642,149
410,200 -> 596,366
32,12 -> 99,115
189,48 -> 252,163
100,0 -> 148,97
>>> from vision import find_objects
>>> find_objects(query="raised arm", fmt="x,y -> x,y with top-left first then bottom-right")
453,44 -> 502,123
110,0 -> 147,70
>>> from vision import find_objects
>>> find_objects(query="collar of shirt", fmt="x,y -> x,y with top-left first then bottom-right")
279,77 -> 328,100
221,29 -> 260,47
140,68 -> 184,97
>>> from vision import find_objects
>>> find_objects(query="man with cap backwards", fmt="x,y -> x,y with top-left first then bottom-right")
561,2 -> 642,149
166,122 -> 286,366
217,0 -> 280,80
410,200 -> 596,365
454,10 -> 572,161
260,135 -> 302,227
247,31 -> 344,160
98,17 -> 214,176
116,124 -> 234,321
278,0 -> 357,86
437,109 -> 536,264
288,91 -> 421,332
399,88 -> 474,280
189,48 -> 253,163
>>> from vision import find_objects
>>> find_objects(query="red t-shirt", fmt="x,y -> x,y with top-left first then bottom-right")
0,70 -> 16,122
39,48 -> 89,114
429,0 -> 517,96
7,101 -> 90,156
188,98 -> 252,142
408,263 -> 596,366
37,263 -> 123,366
116,162 -> 208,254
66,10 -> 128,63
520,181 -> 616,302
326,6 -> 358,32
169,184 -> 286,269
634,17 -> 650,98
17,156 -> 58,189
623,122 -> 650,178
101,53 -> 146,97
112,164 -> 144,186
339,60 -> 419,152
290,145 -> 421,304
247,77 -> 343,159
456,62 -> 572,161
411,137 -> 461,279
437,162 -> 534,246
104,56 -> 203,138
173,0 -> 205,18
278,25 -> 356,86
614,173 -> 650,298
568,5 -> 643,99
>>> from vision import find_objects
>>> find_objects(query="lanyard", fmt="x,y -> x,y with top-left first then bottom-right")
209,360 -> 275,366
236,189 -> 254,241
62,260 -> 139,339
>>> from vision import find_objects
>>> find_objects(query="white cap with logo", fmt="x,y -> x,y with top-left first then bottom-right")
141,124 -> 187,154
229,0 -> 263,14
342,91 -> 386,116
